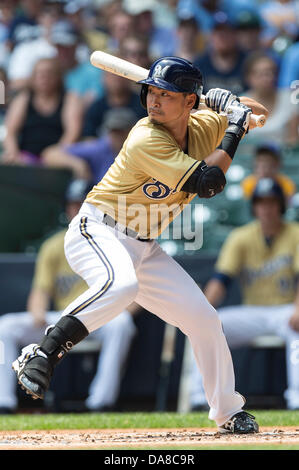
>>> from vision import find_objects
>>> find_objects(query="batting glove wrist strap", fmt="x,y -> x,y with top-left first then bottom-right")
219,128 -> 244,160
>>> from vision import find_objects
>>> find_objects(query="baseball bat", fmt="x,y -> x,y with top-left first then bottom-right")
90,50 -> 266,128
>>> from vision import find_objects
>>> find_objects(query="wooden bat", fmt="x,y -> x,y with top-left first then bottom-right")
90,50 -> 266,128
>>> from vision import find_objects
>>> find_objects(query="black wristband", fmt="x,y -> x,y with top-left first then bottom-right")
219,126 -> 245,160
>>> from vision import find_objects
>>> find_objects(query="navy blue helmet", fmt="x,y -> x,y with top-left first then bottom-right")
138,56 -> 203,109
252,177 -> 286,214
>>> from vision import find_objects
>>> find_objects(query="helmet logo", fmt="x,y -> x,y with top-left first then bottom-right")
152,64 -> 170,79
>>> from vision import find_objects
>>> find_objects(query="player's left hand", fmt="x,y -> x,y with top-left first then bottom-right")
288,311 -> 299,332
205,88 -> 239,114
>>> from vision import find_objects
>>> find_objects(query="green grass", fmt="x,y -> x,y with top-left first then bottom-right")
0,410 -> 298,431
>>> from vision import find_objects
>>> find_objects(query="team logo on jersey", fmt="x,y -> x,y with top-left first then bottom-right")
142,179 -> 174,199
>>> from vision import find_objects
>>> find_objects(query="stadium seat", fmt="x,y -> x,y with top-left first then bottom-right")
0,165 -> 72,252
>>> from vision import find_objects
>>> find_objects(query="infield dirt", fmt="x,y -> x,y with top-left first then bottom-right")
0,426 -> 299,449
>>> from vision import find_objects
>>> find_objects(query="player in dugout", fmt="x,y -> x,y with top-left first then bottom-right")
190,178 -> 299,412
0,180 -> 136,414
12,56 -> 268,434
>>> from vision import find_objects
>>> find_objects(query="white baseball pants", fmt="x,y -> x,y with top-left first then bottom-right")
190,304 -> 299,410
61,202 -> 245,425
0,310 -> 135,410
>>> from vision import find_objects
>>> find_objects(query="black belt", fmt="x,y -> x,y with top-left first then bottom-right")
102,214 -> 151,242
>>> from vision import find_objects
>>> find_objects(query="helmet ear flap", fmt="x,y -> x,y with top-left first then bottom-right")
140,85 -> 148,109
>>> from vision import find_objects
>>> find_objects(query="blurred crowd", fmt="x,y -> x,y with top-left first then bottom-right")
0,0 -> 297,171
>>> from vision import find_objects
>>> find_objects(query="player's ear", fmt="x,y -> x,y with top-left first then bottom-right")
185,93 -> 197,110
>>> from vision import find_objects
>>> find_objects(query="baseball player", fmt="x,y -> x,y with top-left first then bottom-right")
12,56 -> 267,433
0,180 -> 136,413
190,178 -> 299,411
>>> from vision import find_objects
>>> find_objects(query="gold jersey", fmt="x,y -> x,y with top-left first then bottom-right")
85,110 -> 228,238
32,230 -> 87,311
216,221 -> 299,305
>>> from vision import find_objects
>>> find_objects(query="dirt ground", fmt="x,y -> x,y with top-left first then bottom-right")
0,427 -> 299,449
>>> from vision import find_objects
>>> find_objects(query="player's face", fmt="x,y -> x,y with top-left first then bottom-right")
147,86 -> 195,125
254,197 -> 281,223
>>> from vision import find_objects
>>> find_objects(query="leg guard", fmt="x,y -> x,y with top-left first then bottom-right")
12,315 -> 89,399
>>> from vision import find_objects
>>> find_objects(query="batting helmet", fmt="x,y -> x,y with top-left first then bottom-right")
251,177 -> 286,214
138,56 -> 203,109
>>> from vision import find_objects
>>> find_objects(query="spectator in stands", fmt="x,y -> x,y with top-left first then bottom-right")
0,179 -> 137,414
234,9 -> 263,53
0,0 -> 17,67
122,0 -> 177,58
7,18 -> 104,105
82,69 -> 146,138
173,12 -> 202,63
278,39 -> 299,88
7,4 -> 59,91
42,107 -> 138,183
119,34 -> 153,96
259,0 -> 299,46
241,142 -> 296,201
50,20 -> 104,107
105,8 -> 135,53
3,57 -> 82,164
7,0 -> 43,50
190,178 -> 299,411
194,11 -> 248,96
119,34 -> 152,70
242,51 -> 299,144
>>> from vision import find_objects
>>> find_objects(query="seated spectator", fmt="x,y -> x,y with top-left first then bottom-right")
233,9 -> 265,53
259,0 -> 299,46
242,51 -> 299,144
7,18 -> 104,105
119,34 -> 152,70
42,108 -> 138,183
0,0 -> 17,67
82,70 -> 147,138
194,11 -> 248,96
105,8 -> 135,53
278,39 -> 299,88
50,20 -> 104,107
7,5 -> 59,91
0,179 -> 137,414
173,12 -> 203,63
7,0 -> 43,50
3,57 -> 82,165
123,0 -> 177,58
242,142 -> 296,201
189,178 -> 299,411
119,34 -> 153,95
177,0 -> 259,35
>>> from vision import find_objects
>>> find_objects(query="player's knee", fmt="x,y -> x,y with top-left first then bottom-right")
117,277 -> 139,307
104,311 -> 136,336
185,303 -> 222,335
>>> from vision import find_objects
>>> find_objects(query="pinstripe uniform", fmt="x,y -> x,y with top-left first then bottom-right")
58,110 -> 246,426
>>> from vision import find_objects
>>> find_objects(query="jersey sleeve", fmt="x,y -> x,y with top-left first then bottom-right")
31,238 -> 57,295
125,126 -> 201,192
215,229 -> 244,277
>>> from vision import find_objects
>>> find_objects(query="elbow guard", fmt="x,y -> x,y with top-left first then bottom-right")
182,161 -> 226,198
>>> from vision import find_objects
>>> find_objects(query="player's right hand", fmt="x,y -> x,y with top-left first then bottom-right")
226,103 -> 252,134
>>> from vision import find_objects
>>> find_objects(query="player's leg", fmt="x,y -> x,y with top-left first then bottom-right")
0,312 -> 60,411
85,310 -> 137,410
12,207 -> 140,400
190,305 -> 272,410
134,241 -> 257,431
